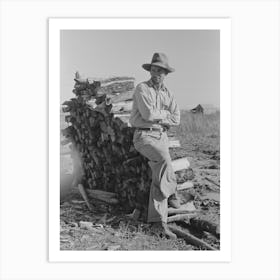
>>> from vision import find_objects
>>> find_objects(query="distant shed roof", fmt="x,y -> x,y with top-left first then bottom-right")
191,104 -> 204,114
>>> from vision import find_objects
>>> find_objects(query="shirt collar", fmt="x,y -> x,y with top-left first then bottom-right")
147,79 -> 166,91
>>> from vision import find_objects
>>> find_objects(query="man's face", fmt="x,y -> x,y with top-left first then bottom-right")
150,65 -> 167,85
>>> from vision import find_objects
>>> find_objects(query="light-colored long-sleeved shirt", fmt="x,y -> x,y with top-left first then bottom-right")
129,79 -> 180,129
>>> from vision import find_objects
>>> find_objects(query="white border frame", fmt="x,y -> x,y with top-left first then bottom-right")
49,18 -> 231,262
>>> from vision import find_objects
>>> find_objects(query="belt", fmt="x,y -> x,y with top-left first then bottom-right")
136,127 -> 167,132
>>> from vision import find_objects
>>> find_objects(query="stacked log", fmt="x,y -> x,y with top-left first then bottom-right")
61,73 -> 192,215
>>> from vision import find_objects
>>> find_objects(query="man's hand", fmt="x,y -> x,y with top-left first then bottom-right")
158,120 -> 171,130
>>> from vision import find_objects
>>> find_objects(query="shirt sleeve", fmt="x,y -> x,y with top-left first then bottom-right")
161,90 -> 180,126
134,84 -> 170,122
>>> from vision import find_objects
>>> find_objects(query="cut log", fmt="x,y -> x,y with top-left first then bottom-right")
86,76 -> 135,85
126,208 -> 141,221
177,181 -> 194,191
87,100 -> 105,110
77,184 -> 94,211
95,79 -> 135,96
105,90 -> 134,104
190,218 -> 220,237
167,213 -> 198,223
113,114 -> 131,127
168,203 -> 198,215
75,71 -> 81,79
74,78 -> 89,84
86,99 -> 97,109
112,112 -> 131,117
168,225 -> 217,250
168,208 -> 199,216
86,190 -> 119,205
171,157 -> 190,172
205,177 -> 220,188
110,100 -> 133,113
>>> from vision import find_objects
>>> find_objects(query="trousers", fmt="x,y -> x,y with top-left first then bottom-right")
133,129 -> 177,223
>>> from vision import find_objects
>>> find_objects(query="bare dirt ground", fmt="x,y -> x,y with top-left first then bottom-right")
174,133 -> 220,225
59,121 -> 220,250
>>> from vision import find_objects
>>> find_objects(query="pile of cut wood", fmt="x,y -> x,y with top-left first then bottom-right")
61,72 -> 193,217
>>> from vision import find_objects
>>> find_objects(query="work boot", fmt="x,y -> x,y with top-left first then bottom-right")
168,192 -> 181,209
151,222 -> 177,239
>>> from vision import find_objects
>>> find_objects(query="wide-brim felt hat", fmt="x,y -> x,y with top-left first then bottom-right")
142,52 -> 175,73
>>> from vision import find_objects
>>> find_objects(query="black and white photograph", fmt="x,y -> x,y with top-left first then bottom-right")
49,18 -> 231,262
1,0 -> 279,279
60,31 -> 220,249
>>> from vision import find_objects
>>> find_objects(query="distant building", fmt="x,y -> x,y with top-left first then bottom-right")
189,104 -> 219,115
191,104 -> 204,114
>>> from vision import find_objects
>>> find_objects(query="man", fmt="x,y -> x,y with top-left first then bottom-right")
130,53 -> 181,239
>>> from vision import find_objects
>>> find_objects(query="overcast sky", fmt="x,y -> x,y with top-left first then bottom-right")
60,30 -> 220,109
